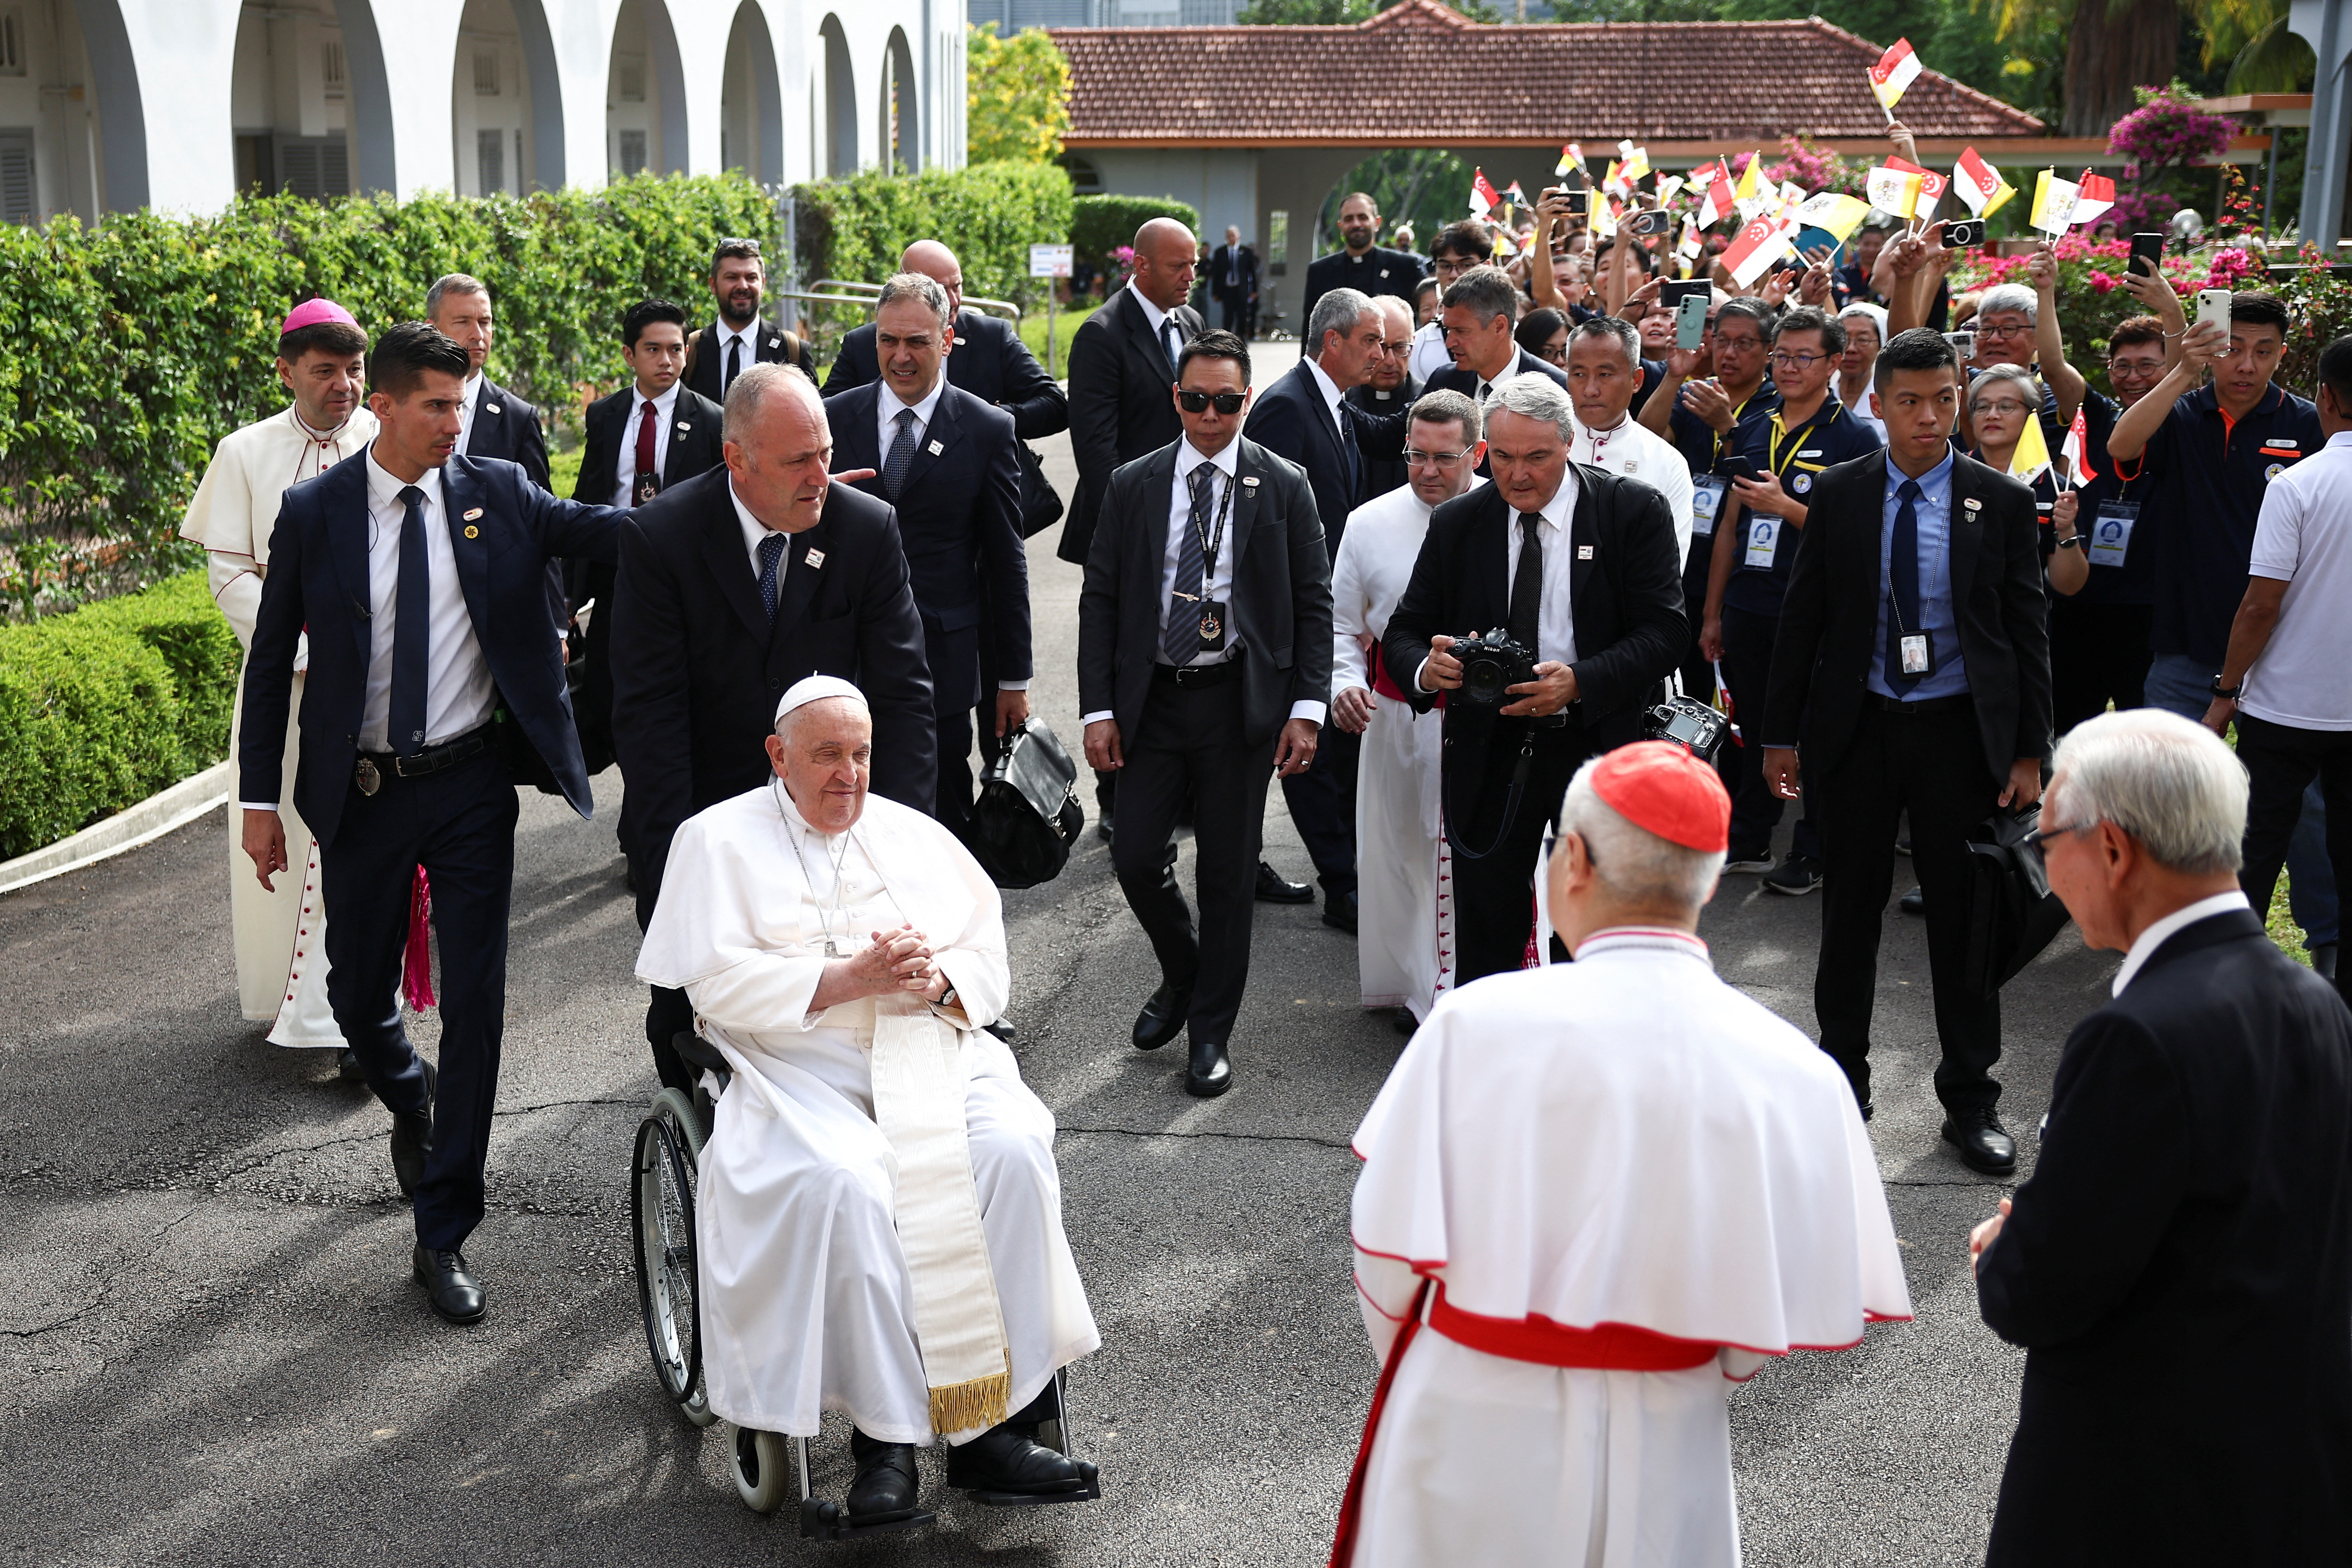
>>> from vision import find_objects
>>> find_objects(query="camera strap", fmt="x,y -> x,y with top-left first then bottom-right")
1443,732 -> 1539,861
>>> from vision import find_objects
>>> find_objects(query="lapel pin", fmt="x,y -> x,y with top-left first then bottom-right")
463,507 -> 484,521
485,403 -> 501,415
928,440 -> 943,455
1578,544 -> 1595,559
805,548 -> 827,569
767,337 -> 782,350
464,525 -> 479,539
676,421 -> 692,432
1963,497 -> 1983,511
1242,476 -> 1260,488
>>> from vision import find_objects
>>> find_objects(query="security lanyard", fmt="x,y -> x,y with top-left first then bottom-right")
1191,464 -> 1237,584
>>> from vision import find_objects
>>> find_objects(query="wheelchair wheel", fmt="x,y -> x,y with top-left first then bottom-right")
632,1108 -> 703,1418
731,1424 -> 795,1515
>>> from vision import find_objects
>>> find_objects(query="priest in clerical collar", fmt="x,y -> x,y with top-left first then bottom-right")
637,676 -> 1100,1525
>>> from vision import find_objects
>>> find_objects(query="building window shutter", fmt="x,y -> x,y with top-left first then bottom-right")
474,51 -> 500,96
0,133 -> 34,223
617,129 -> 648,177
478,129 -> 505,196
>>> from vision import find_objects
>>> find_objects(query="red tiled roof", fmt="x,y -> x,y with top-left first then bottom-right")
1051,0 -> 2042,147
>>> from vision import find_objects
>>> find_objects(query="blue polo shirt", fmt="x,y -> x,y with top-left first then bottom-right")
2116,382 -> 2322,665
2063,389 -> 2159,608
1724,397 -> 1884,617
1670,383 -> 1780,600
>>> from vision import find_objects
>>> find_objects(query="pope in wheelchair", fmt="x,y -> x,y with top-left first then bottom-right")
635,675 -> 1102,1536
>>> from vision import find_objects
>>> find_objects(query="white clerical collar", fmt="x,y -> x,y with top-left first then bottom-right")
290,406 -> 356,443
771,773 -> 851,842
1127,279 -> 1170,334
1572,926 -> 1710,961
882,372 -> 947,429
2112,891 -> 2250,995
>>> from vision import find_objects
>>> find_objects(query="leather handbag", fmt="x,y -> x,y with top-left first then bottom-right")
1960,803 -> 2073,997
967,718 -> 1084,889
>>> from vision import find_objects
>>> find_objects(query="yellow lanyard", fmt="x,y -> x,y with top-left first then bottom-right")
1767,405 -> 1837,477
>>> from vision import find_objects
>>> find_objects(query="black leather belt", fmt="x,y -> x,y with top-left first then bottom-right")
1865,692 -> 1972,715
1153,659 -> 1241,689
355,722 -> 494,794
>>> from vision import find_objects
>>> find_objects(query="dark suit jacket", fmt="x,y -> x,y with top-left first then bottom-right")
1383,468 -> 1687,798
1303,246 -> 1425,318
821,309 -> 1069,441
682,315 -> 816,404
568,383 -> 727,767
1347,376 -> 1423,501
238,454 -> 623,849
1078,436 -> 1333,749
1061,285 -> 1203,566
825,380 -> 1029,711
1424,347 -> 1571,403
608,469 -> 933,888
1243,359 -> 1407,563
1761,449 -> 2052,791
1976,908 -> 2352,1563
1209,244 -> 1260,302
461,377 -> 549,490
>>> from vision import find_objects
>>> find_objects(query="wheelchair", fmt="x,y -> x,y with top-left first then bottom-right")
630,1032 -> 1100,1541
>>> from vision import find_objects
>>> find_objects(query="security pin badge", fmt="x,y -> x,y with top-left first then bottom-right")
1577,544 -> 1595,559
677,421 -> 692,432
1242,476 -> 1260,488
486,403 -> 502,415
1963,497 -> 1984,512
805,548 -> 827,569
463,507 -> 485,520
928,440 -> 943,455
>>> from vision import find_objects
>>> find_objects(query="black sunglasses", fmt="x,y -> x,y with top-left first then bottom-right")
1178,390 -> 1247,415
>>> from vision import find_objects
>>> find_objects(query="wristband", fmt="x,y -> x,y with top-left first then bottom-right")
2210,674 -> 2242,700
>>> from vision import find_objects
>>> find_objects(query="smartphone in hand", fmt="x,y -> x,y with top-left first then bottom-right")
2128,232 -> 2165,278
1939,218 -> 1986,250
1675,292 -> 1708,351
2195,289 -> 2232,337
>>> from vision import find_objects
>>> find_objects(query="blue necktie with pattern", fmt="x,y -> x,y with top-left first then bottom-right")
1164,465 -> 1214,665
881,407 -> 920,502
758,531 -> 788,619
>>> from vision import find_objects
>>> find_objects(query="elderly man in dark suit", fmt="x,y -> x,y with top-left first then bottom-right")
1762,329 -> 2052,1173
237,322 -> 625,1325
610,363 -> 933,1098
1303,192 -> 1424,321
682,237 -> 817,404
1383,374 -> 1687,985
1208,225 -> 1260,338
826,271 -> 1028,838
1078,331 -> 1333,1099
1971,708 -> 2352,1565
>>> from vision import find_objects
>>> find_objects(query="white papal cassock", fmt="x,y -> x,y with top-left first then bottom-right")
1331,478 -> 1483,1019
179,405 -> 378,1046
637,782 -> 1099,1446
1338,929 -> 1912,1567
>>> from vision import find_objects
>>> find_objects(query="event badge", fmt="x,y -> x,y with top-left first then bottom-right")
1197,599 -> 1229,651
1900,632 -> 1935,678
2087,501 -> 2137,569
1692,474 -> 1729,538
634,470 -> 662,506
1743,516 -> 1781,569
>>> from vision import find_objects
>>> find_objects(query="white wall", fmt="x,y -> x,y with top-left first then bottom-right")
1086,148 -> 1257,247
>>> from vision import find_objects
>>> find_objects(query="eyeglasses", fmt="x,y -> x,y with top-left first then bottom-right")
2022,818 -> 2094,852
2108,356 -> 2165,377
1432,256 -> 1480,277
1178,390 -> 1247,415
1404,448 -> 1473,466
1770,350 -> 1829,370
715,238 -> 762,256
1971,399 -> 2032,416
1974,321 -> 2033,340
1713,335 -> 1764,353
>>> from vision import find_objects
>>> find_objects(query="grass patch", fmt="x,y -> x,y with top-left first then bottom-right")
2267,873 -> 2313,966
1018,299 -> 1101,380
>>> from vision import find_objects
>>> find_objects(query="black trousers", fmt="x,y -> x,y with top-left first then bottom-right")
1110,674 -> 1275,1044
633,861 -> 699,1099
1720,605 -> 1820,862
1280,723 -> 1360,899
2237,712 -> 2352,1002
1217,294 -> 1248,334
2049,599 -> 2153,735
321,748 -> 519,1252
1812,702 -> 2003,1114
936,690 -> 979,840
1448,721 -> 1589,986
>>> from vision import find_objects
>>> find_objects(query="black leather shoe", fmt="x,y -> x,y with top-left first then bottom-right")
1899,885 -> 1926,917
2314,942 -> 2340,982
1185,1036 -> 1233,1097
1132,982 -> 1191,1051
1941,1108 -> 2018,1176
411,1244 -> 486,1324
389,1056 -> 437,1198
1322,888 -> 1359,934
1391,1006 -> 1418,1036
983,1018 -> 1017,1044
337,1047 -> 365,1082
944,1421 -> 1089,1495
1255,860 -> 1313,903
847,1428 -> 921,1522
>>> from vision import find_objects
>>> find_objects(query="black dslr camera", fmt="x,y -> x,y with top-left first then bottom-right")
1450,629 -> 1538,707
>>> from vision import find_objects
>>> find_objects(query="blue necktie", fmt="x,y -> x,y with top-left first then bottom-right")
1165,466 -> 1213,665
881,407 -> 920,502
389,484 -> 429,756
758,531 -> 788,619
1161,318 -> 1183,373
1887,478 -> 1923,690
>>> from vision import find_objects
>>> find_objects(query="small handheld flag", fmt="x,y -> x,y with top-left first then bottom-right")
1868,37 -> 1922,118
2009,410 -> 2052,486
1952,148 -> 2018,219
1556,143 -> 1584,179
2028,169 -> 2081,236
2061,405 -> 2097,486
1698,159 -> 1739,228
1616,140 -> 1651,184
1733,152 -> 1762,205
1721,213 -> 1796,288
1794,191 -> 1873,244
2070,170 -> 2117,228
1469,167 -> 1501,218
1866,164 -> 1927,222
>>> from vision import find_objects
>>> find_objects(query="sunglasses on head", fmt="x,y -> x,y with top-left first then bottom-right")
1179,390 -> 1247,415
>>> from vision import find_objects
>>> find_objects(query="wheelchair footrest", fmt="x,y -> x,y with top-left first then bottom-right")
797,1499 -> 936,1541
966,1461 -> 1101,1508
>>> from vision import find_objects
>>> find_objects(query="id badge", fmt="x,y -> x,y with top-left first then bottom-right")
1692,474 -> 1729,538
634,470 -> 662,506
1899,632 -> 1935,678
2088,502 -> 2137,569
1743,516 -> 1781,570
1196,599 -> 1229,652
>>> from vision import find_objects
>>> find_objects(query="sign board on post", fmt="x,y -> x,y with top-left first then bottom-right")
1029,244 -> 1074,278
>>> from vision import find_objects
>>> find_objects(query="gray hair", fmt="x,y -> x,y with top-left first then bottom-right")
1308,287 -> 1378,354
1976,282 -> 2038,324
875,270 -> 953,331
1486,374 -> 1575,442
1440,265 -> 1519,327
1568,315 -> 1641,370
2050,709 -> 2247,876
425,273 -> 489,317
1970,362 -> 2044,411
1838,300 -> 1888,347
1409,387 -> 1481,445
1560,760 -> 1726,909
722,361 -> 820,443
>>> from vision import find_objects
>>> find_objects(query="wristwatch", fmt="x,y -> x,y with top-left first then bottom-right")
2055,533 -> 2085,551
2210,674 -> 2242,700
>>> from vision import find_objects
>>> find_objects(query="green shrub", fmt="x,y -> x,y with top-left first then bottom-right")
1071,194 -> 1203,269
68,570 -> 242,770
793,161 -> 1076,312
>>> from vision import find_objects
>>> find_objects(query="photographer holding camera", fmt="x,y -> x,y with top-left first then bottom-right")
1383,377 -> 1687,984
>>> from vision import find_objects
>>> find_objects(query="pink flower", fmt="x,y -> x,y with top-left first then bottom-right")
2087,270 -> 2118,291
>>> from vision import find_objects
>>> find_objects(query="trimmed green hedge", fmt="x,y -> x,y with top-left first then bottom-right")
0,571 -> 240,859
792,160 -> 1076,311
1071,194 -> 1203,268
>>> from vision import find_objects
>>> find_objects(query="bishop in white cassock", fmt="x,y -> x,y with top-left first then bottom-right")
1335,743 -> 1911,1568
637,678 -> 1100,1524
179,299 -> 379,1048
1330,388 -> 1486,1023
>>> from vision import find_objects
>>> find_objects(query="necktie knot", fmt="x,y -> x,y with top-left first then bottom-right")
397,484 -> 424,509
759,532 -> 787,569
1898,478 -> 1923,502
642,400 -> 656,418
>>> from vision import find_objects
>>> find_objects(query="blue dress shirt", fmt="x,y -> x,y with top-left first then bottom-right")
1869,449 -> 1971,701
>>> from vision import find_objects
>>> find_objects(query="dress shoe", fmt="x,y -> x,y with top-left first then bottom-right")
1322,888 -> 1359,934
847,1428 -> 921,1522
411,1244 -> 486,1324
1132,982 -> 1192,1050
944,1421 -> 1089,1495
2314,942 -> 2340,982
1391,1005 -> 1418,1036
1899,885 -> 1925,917
1255,860 -> 1314,903
389,1056 -> 437,1199
1096,815 -> 1114,844
983,1018 -> 1017,1044
1941,1108 -> 2018,1176
1185,1035 -> 1233,1097
336,1047 -> 365,1082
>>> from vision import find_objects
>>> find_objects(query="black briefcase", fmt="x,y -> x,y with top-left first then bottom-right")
1960,804 -> 2073,997
1016,441 -> 1065,539
968,719 -> 1084,889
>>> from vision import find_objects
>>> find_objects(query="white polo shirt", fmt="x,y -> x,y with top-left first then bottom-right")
2242,429 -> 2352,730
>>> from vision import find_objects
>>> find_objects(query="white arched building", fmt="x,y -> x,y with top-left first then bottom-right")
0,0 -> 965,223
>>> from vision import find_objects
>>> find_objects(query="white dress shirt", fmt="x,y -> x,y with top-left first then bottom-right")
712,318 -> 760,390
734,480 -> 787,582
613,380 -> 682,508
2111,890 -> 2252,996
1303,356 -> 1348,431
1407,319 -> 1454,385
1129,280 -> 1184,371
1415,470 -> 1582,694
357,448 -> 495,753
1081,437 -> 1327,727
457,372 -> 486,452
878,371 -> 947,460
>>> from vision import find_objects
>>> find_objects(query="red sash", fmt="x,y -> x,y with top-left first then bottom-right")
1366,641 -> 1411,704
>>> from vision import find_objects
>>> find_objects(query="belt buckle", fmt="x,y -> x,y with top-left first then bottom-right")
355,756 -> 381,796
